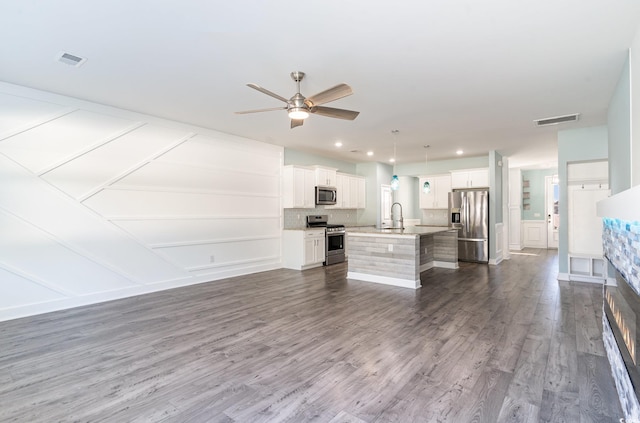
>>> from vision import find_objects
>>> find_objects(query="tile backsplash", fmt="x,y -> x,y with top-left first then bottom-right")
284,208 -> 359,229
421,209 -> 449,226
603,218 -> 640,294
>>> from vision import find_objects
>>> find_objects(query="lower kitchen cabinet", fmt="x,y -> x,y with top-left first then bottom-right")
283,229 -> 326,270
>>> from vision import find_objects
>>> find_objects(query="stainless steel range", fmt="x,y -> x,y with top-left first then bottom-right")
306,215 -> 345,265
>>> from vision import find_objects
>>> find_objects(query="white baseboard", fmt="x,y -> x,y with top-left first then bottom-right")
0,263 -> 281,322
561,273 -> 606,284
489,257 -> 503,266
347,271 -> 421,289
434,260 -> 458,269
420,262 -> 435,273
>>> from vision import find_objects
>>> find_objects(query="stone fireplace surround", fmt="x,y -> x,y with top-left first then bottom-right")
599,187 -> 640,422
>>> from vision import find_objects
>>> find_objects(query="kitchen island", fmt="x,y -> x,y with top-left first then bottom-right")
346,226 -> 458,289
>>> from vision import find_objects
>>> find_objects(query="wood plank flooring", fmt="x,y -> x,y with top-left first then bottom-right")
0,249 -> 624,422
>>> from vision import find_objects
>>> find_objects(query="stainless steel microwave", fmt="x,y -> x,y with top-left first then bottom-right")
315,186 -> 337,205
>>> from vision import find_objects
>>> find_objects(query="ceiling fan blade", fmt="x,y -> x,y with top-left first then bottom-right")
235,106 -> 287,114
291,119 -> 304,129
246,83 -> 289,103
305,83 -> 353,106
311,106 -> 360,120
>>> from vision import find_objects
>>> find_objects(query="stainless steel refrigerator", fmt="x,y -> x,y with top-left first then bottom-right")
448,190 -> 489,263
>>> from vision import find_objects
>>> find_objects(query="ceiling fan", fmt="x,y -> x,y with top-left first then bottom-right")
235,71 -> 360,128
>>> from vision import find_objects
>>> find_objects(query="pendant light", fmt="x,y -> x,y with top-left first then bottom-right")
422,145 -> 431,194
390,130 -> 400,191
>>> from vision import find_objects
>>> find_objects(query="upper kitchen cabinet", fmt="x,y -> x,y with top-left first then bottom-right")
283,165 -> 315,208
419,174 -> 451,209
313,166 -> 337,187
328,173 -> 366,209
450,168 -> 489,189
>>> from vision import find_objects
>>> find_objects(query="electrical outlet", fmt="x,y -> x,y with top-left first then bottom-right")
424,247 -> 428,254
297,214 -> 301,219
388,244 -> 393,252
534,212 -> 541,217
210,255 -> 215,263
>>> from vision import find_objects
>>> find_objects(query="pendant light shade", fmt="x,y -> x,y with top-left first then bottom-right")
391,175 -> 400,191
390,130 -> 399,190
422,145 -> 431,193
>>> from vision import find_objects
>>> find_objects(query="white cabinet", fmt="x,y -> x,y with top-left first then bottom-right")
329,173 -> 366,209
313,166 -> 337,187
331,173 -> 350,208
283,229 -> 325,270
304,231 -> 326,265
419,174 -> 451,209
283,165 -> 315,208
568,254 -> 607,280
450,168 -> 489,189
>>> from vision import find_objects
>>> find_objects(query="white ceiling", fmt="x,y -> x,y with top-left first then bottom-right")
1,1 -> 640,169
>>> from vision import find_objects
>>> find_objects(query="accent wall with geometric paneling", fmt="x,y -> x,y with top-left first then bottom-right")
0,81 -> 283,321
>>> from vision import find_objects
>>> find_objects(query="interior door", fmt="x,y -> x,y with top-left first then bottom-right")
380,184 -> 392,227
546,175 -> 559,249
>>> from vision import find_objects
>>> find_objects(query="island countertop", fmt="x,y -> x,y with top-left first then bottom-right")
346,226 -> 452,237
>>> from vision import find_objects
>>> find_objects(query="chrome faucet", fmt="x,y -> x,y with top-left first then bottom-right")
391,202 -> 404,229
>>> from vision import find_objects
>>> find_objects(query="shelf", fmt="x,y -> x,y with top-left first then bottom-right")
569,254 -> 606,280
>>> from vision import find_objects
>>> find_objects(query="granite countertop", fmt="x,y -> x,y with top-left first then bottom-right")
347,226 -> 453,236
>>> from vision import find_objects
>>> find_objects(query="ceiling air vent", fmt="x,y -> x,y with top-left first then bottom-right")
55,51 -> 87,67
534,113 -> 580,127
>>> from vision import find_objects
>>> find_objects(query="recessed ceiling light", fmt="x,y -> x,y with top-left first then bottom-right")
367,151 -> 374,156
389,158 -> 395,163
456,149 -> 464,155
335,141 -> 343,147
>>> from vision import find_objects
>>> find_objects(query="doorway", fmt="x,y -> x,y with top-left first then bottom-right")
546,175 -> 559,249
380,184 -> 392,227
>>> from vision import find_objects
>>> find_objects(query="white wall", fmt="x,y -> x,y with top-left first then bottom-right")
0,82 -> 283,321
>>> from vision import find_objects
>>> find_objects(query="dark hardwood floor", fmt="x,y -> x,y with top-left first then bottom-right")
0,249 -> 623,422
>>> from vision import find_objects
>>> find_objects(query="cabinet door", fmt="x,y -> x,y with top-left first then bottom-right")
304,237 -> 316,265
348,177 -> 358,209
419,177 -> 436,208
468,169 -> 489,188
356,177 -> 366,209
314,167 -> 337,186
326,169 -> 337,187
450,171 -> 469,188
327,174 -> 343,209
315,236 -> 326,263
342,175 -> 352,208
303,169 -> 315,208
292,167 -> 308,208
434,175 -> 451,208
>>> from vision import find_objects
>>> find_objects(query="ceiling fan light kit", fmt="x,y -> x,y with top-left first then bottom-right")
236,71 -> 359,128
